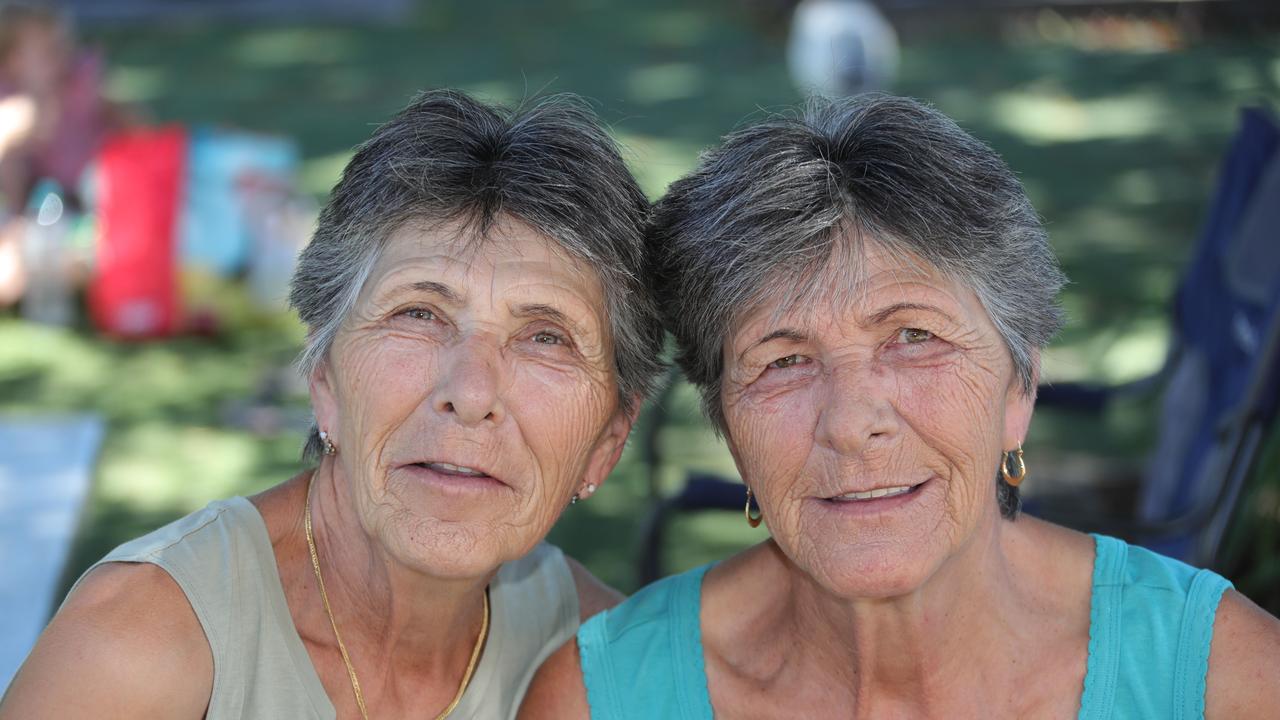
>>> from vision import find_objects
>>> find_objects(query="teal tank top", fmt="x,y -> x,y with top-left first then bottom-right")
578,535 -> 1232,720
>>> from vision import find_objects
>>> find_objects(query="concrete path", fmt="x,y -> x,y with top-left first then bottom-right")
0,414 -> 103,694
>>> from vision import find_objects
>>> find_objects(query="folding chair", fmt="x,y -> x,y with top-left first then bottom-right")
1031,106 -> 1280,567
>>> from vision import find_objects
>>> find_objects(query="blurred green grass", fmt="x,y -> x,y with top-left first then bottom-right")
1,0 -> 1278,603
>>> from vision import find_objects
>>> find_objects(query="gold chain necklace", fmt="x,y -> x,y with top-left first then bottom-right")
305,475 -> 490,720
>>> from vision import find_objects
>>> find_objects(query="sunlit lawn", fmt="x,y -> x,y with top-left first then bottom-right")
1,0 -> 1278,603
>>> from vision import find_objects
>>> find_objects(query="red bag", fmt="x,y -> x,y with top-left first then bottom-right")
89,126 -> 186,338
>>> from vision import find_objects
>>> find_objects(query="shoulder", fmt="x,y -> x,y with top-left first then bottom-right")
0,562 -> 212,719
565,556 -> 624,621
587,562 -> 709,646
1086,534 -> 1225,609
518,638 -> 589,720
99,497 -> 255,568
512,556 -> 628,720
1108,537 -> 1207,591
514,554 -> 630,720
496,544 -> 623,623
1085,537 -> 1275,717
521,564 -> 714,720
1205,590 -> 1280,719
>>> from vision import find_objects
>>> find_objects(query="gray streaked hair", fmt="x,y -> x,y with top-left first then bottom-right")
290,89 -> 664,461
647,94 -> 1066,519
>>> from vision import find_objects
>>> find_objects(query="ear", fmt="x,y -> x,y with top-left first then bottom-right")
309,358 -> 341,441
580,394 -> 644,495
1002,350 -> 1039,450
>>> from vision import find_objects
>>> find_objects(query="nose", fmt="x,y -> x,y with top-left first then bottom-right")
430,336 -> 506,427
814,362 -> 900,455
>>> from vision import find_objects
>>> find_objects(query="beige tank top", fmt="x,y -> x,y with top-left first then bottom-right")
67,496 -> 579,719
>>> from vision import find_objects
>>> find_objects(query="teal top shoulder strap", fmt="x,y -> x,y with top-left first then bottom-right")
1078,534 -> 1233,720
581,537 -> 1229,720
578,564 -> 714,720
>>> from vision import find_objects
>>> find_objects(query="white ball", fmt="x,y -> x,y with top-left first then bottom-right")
788,0 -> 900,98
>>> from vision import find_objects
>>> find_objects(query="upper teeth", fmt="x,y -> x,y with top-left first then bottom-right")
835,485 -> 913,501
431,462 -> 484,476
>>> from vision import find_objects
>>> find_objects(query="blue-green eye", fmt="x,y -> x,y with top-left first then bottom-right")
899,328 -> 933,344
533,331 -> 565,345
768,354 -> 804,369
402,308 -> 436,321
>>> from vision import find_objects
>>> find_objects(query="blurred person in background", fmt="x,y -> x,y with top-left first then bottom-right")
0,1 -> 132,307
0,89 -> 662,719
522,94 -> 1280,719
0,2 -> 123,211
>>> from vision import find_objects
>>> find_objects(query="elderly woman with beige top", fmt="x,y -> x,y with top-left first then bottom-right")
1,89 -> 662,719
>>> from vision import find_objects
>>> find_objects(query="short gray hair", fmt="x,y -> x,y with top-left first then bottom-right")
290,89 -> 663,460
647,94 -> 1066,519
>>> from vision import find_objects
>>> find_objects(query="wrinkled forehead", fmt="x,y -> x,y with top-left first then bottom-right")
364,214 -> 603,295
377,214 -> 584,268
727,231 -> 958,337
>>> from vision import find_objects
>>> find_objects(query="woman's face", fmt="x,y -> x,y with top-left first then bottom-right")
311,217 -> 635,579
721,240 -> 1035,599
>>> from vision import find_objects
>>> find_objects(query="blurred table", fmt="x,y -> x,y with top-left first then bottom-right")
0,414 -> 103,693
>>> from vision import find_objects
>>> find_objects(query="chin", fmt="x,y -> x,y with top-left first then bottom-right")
791,532 -> 948,601
390,516 -> 515,581
780,481 -> 961,600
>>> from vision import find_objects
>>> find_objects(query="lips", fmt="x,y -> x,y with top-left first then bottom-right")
404,459 -> 508,488
418,461 -> 489,478
824,478 -> 929,503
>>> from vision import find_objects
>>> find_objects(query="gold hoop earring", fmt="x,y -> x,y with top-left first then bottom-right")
1001,444 -> 1026,487
319,430 -> 337,456
744,488 -> 763,528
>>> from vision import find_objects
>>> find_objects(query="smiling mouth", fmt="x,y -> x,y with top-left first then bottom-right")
413,462 -> 492,479
826,480 -> 927,503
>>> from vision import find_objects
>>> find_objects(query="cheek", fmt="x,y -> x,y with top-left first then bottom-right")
726,386 -> 818,496
895,364 -> 1006,511
335,339 -> 441,462
508,363 -> 614,490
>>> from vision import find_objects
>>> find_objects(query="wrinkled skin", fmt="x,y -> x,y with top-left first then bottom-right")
721,240 -> 1034,600
310,217 -> 636,582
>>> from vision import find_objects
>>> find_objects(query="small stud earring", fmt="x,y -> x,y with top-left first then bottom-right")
319,430 -> 337,456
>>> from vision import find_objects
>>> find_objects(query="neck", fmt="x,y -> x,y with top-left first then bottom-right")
758,515 -> 1041,716
304,461 -> 492,696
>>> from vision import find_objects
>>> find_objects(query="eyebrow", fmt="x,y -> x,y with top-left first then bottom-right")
868,302 -> 953,325
388,280 -> 460,303
512,303 -> 573,326
738,328 -> 808,362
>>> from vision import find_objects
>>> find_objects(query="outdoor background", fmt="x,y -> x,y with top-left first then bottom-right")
2,0 -> 1279,610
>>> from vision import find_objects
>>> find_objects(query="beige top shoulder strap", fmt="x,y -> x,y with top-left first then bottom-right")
67,496 -> 579,719
69,497 -> 334,718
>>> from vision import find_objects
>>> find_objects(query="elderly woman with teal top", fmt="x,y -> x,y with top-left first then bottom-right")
521,94 -> 1280,719
1,90 -> 663,719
